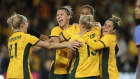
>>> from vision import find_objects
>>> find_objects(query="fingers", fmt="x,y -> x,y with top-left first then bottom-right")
45,39 -> 52,43
71,47 -> 76,51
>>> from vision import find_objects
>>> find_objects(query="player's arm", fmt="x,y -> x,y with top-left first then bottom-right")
59,27 -> 72,42
49,27 -> 62,43
84,34 -> 110,50
36,40 -> 82,49
59,33 -> 66,42
27,26 -> 49,40
32,46 -> 41,52
67,48 -> 75,59
93,22 -> 102,30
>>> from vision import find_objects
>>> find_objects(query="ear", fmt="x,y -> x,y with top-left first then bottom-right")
113,29 -> 116,33
81,24 -> 86,29
67,15 -> 71,19
20,23 -> 24,29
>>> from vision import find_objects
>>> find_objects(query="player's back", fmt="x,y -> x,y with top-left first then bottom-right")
7,32 -> 39,79
68,34 -> 100,78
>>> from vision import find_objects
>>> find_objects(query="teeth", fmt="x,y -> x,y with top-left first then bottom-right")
59,20 -> 63,23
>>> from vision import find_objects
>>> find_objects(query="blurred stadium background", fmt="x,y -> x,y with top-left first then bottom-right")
0,0 -> 138,79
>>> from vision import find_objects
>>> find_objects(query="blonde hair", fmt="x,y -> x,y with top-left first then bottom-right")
80,15 -> 94,29
59,6 -> 73,17
7,13 -> 26,30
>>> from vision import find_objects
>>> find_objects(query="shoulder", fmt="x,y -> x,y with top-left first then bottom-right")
102,34 -> 116,41
69,24 -> 79,30
52,26 -> 61,30
70,35 -> 82,41
92,26 -> 100,30
135,25 -> 140,32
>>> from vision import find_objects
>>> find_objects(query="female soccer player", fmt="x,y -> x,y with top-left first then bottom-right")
67,15 -> 100,79
84,15 -> 120,79
6,13 -> 81,79
48,6 -> 73,79
59,5 -> 101,43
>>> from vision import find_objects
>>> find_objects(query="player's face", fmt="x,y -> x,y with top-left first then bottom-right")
102,20 -> 116,35
22,19 -> 29,33
56,9 -> 70,27
135,0 -> 140,19
80,8 -> 91,16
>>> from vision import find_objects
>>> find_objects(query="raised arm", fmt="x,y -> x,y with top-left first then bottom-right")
27,26 -> 49,41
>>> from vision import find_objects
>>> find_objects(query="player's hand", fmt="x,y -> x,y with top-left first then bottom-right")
93,22 -> 102,29
72,23 -> 79,26
66,40 -> 82,50
45,39 -> 52,43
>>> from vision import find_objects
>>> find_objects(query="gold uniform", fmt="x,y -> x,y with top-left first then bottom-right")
62,25 -> 80,41
49,26 -> 69,79
7,32 -> 40,79
68,33 -> 100,79
84,34 -> 119,79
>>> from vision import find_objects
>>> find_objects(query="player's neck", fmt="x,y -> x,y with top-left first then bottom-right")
62,23 -> 70,30
79,29 -> 87,36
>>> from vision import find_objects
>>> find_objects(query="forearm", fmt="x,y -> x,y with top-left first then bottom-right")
86,38 -> 105,50
46,42 -> 68,49
50,37 -> 60,43
67,49 -> 74,59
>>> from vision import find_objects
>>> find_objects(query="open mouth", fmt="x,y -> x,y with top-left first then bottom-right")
58,20 -> 63,24
104,29 -> 108,33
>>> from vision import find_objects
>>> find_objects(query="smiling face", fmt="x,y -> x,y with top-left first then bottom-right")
102,20 -> 116,35
56,9 -> 70,27
135,0 -> 140,19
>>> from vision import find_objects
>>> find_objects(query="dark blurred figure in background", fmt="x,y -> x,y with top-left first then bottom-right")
134,0 -> 140,79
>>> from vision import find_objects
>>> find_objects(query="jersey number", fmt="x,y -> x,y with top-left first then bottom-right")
9,43 -> 17,58
87,44 -> 97,57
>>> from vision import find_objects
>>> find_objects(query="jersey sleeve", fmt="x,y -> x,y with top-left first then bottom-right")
134,26 -> 140,46
61,30 -> 71,41
84,34 -> 110,50
26,34 -> 40,46
49,27 -> 62,37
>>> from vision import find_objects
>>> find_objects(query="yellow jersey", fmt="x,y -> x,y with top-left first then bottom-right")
62,25 -> 80,41
7,31 -> 40,79
84,34 -> 119,79
49,26 -> 69,76
68,33 -> 100,78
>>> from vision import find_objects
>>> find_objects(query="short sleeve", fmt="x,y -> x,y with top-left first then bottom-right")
100,34 -> 111,47
26,34 -> 40,46
49,26 -> 62,37
61,30 -> 71,41
134,25 -> 140,46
